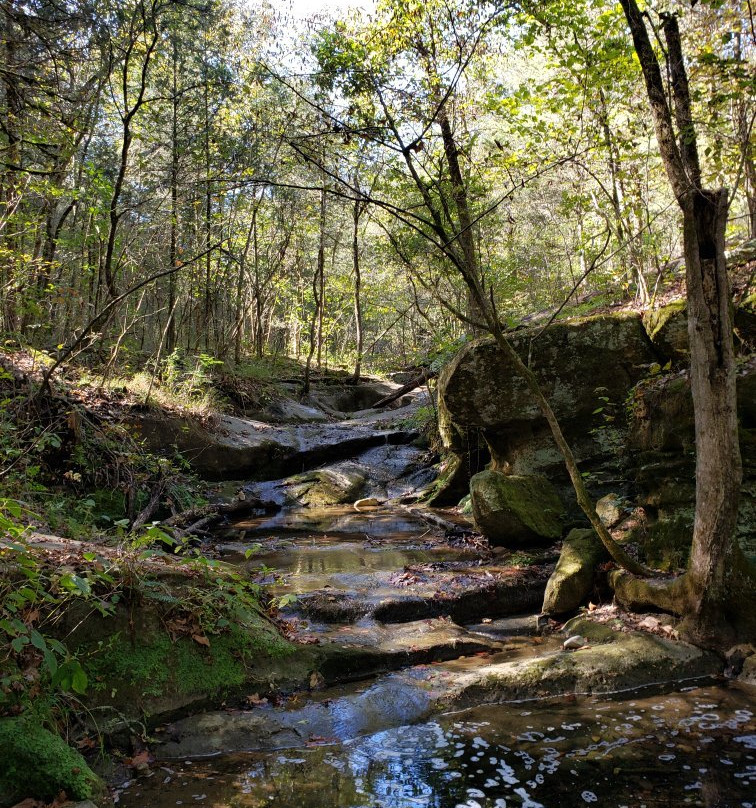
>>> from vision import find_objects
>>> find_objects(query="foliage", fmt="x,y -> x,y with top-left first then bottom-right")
0,501 -> 105,713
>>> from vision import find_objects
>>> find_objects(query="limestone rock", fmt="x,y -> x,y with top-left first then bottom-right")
354,497 -> 381,510
286,467 -> 366,507
596,493 -> 624,527
562,634 -> 588,650
470,470 -> 565,546
542,529 -> 608,615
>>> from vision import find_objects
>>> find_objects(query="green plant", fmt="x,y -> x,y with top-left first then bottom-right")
0,500 -> 121,713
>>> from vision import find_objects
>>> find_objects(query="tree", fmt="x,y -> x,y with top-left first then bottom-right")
310,0 -> 651,575
610,0 -> 754,646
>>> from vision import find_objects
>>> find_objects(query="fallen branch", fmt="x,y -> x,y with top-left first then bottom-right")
160,497 -> 270,530
373,370 -> 436,408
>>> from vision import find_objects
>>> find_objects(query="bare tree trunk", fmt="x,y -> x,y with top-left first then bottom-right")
681,190 -> 743,643
351,194 -> 364,383
615,0 -> 752,644
302,187 -> 327,398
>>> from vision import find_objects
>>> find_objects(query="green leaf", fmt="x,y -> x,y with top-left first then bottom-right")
60,573 -> 91,596
30,629 -> 46,651
72,665 -> 88,695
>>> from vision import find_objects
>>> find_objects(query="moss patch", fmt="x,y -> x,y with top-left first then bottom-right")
470,470 -> 565,546
641,513 -> 693,571
86,615 -> 293,716
0,717 -> 104,804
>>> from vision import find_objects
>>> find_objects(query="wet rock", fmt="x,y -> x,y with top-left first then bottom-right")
154,675 -> 438,758
295,564 -> 551,625
542,529 -> 608,616
153,623 -> 724,760
250,445 -> 434,507
452,626 -> 721,705
470,470 -> 565,546
285,467 -> 367,507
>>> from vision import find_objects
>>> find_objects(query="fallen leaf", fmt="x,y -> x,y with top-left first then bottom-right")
191,634 -> 210,647
126,750 -> 151,767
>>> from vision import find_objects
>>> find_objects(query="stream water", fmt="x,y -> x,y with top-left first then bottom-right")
117,683 -> 754,808
114,505 -> 755,808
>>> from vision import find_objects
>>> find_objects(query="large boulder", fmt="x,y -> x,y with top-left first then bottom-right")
470,470 -> 565,546
437,312 -> 659,509
541,528 -> 609,615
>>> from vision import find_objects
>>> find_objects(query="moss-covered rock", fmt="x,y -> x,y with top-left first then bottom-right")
596,493 -> 624,527
69,603 -> 297,727
285,467 -> 366,506
437,312 -> 658,517
643,298 -> 756,362
470,470 -> 565,546
439,312 -> 657,432
0,717 -> 105,805
643,300 -> 688,364
542,529 -> 609,615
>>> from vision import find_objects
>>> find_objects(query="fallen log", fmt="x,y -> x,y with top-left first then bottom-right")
161,496 -> 270,530
372,369 -> 436,408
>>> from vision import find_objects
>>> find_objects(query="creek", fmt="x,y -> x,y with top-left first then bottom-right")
115,387 -> 755,807
117,675 -> 755,807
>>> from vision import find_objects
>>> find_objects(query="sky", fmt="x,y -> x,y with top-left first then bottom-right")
288,0 -> 374,20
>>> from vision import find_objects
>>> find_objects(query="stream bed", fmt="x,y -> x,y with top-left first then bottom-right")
117,683 -> 754,808
111,504 -> 756,808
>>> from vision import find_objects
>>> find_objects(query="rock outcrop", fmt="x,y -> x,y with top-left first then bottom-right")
436,312 -> 658,512
437,307 -> 756,562
469,470 -> 564,546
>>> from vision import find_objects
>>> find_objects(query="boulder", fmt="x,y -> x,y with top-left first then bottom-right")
440,311 -> 656,434
643,299 -> 756,364
596,493 -> 624,527
437,312 -> 659,511
284,466 -> 367,507
542,528 -> 608,615
470,470 -> 565,546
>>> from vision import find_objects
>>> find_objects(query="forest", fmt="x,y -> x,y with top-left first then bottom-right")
0,0 -> 755,806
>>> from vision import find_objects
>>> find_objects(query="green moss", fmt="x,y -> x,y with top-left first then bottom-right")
0,717 -> 103,803
642,513 -> 693,571
643,300 -> 687,341
88,617 -> 293,704
471,470 -> 565,544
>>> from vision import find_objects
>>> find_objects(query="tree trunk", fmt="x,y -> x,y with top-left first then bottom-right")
351,195 -> 364,383
680,189 -> 743,644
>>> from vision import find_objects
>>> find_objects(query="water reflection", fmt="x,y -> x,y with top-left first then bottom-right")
117,685 -> 755,808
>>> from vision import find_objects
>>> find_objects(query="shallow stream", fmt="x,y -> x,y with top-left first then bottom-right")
109,503 -> 756,808
117,684 -> 755,808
